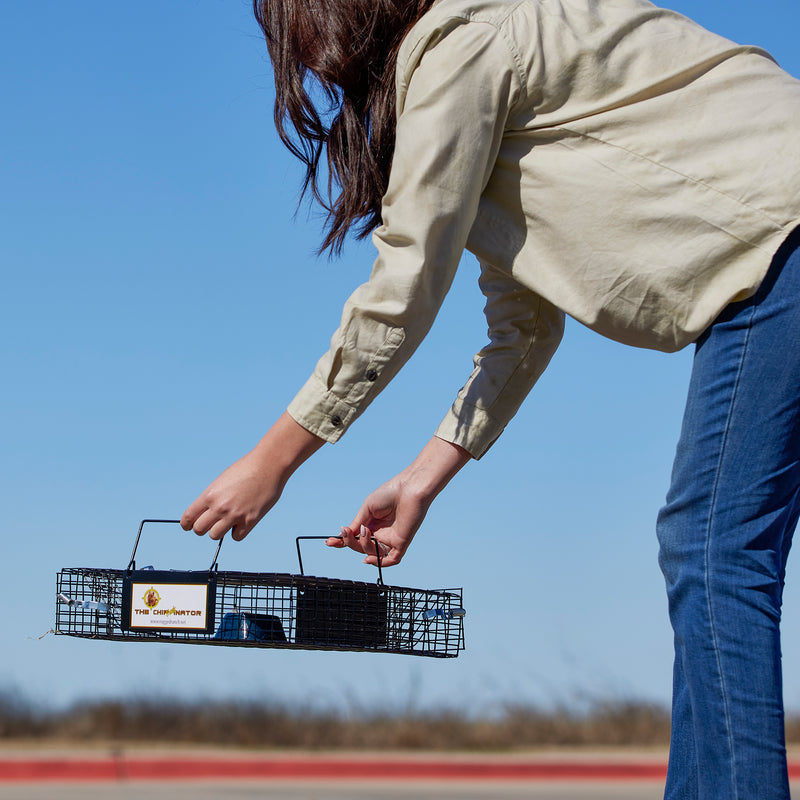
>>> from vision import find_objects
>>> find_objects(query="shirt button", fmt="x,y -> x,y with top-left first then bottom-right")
366,369 -> 378,382
330,414 -> 343,427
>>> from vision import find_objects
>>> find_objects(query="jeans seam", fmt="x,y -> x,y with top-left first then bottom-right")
703,302 -> 756,800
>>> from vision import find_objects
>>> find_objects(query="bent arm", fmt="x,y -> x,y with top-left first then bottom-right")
288,21 -> 523,443
333,268 -> 563,564
183,24 -> 522,543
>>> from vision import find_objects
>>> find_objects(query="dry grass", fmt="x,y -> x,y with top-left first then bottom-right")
3,690 -> 800,750
0,691 -> 666,749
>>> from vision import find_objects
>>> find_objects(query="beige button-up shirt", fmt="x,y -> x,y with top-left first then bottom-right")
288,0 -> 800,458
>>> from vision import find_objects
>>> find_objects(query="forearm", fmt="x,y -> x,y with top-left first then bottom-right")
436,264 -> 565,459
254,411 -> 326,480
396,435 -> 471,507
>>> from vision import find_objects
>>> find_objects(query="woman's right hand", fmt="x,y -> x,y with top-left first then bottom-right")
180,447 -> 286,542
181,412 -> 325,542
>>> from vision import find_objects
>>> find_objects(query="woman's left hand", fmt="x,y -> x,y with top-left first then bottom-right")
326,435 -> 472,566
327,475 -> 428,567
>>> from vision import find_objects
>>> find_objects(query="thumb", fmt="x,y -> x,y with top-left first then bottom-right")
325,525 -> 348,548
348,501 -> 375,533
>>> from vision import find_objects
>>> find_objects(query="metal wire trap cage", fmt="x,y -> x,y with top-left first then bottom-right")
55,520 -> 465,658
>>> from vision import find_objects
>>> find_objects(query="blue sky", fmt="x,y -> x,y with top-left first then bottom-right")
3,0 -> 800,716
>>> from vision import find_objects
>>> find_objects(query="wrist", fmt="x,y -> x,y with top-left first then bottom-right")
400,436 -> 470,503
253,411 -> 325,477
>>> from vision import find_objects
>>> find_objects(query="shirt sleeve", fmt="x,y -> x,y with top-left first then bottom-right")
288,18 -> 526,446
435,262 -> 564,458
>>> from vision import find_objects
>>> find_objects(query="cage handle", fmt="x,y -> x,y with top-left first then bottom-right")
296,535 -> 384,586
126,519 -> 223,575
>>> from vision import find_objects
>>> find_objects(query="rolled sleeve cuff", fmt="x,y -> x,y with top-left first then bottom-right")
434,397 -> 505,460
287,374 -> 358,444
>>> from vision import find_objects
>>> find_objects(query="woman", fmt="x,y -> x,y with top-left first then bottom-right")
181,0 -> 800,795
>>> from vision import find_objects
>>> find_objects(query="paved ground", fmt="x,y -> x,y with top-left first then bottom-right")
0,780 -> 668,800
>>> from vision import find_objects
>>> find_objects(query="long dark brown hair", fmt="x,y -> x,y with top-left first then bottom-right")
253,0 -> 435,254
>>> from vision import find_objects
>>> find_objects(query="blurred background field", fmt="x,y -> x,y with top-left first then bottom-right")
0,690 -> 673,750
4,691 -> 800,751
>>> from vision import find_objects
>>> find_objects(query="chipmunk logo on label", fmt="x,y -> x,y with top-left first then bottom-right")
142,587 -> 161,609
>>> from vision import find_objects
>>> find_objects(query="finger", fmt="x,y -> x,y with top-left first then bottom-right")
350,524 -> 373,554
358,528 -> 383,557
340,524 -> 358,549
231,522 -> 250,542
180,501 -> 207,531
326,526 -> 348,547
189,508 -> 219,536
348,502 -> 378,535
339,524 -> 368,553
207,518 -> 232,541
362,534 -> 395,564
364,544 -> 401,568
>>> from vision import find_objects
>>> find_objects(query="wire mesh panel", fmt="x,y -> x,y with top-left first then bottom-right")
55,521 -> 465,657
55,567 -> 465,658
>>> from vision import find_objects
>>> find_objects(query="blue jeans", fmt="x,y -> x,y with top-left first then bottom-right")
658,228 -> 800,800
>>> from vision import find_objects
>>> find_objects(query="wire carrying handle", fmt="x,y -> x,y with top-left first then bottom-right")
126,519 -> 223,575
296,535 -> 385,586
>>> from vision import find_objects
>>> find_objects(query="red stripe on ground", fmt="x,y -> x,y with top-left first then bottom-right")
0,758 -> 665,783
2,757 -> 799,783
